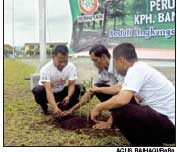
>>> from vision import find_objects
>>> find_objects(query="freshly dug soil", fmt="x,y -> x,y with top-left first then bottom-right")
39,115 -> 112,131
36,115 -> 120,137
57,115 -> 95,130
56,115 -> 120,137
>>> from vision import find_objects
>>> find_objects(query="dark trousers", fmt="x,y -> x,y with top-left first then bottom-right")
94,83 -> 114,102
111,103 -> 175,146
32,84 -> 83,111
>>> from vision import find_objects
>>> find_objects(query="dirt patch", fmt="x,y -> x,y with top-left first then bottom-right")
75,128 -> 120,138
39,115 -> 110,130
36,115 -> 120,137
57,115 -> 95,130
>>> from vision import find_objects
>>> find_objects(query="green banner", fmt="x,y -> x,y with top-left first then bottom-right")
69,0 -> 81,22
69,0 -> 175,52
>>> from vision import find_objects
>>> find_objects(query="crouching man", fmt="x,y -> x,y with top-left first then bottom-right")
91,43 -> 175,146
62,44 -> 126,129
32,45 -> 84,117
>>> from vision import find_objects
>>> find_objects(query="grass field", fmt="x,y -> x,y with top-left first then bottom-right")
4,59 -> 129,146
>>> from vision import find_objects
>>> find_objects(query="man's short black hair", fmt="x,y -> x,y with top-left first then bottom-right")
52,45 -> 69,56
113,43 -> 138,61
89,44 -> 111,59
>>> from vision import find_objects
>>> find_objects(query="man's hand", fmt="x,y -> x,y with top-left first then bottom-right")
62,96 -> 70,106
92,121 -> 112,129
91,105 -> 101,123
61,109 -> 73,117
90,85 -> 100,93
53,107 -> 62,118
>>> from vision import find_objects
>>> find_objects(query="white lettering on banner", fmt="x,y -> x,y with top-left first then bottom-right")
158,11 -> 175,23
134,14 -> 153,25
134,0 -> 175,24
150,0 -> 175,12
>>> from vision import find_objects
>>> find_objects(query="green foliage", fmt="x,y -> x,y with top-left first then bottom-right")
4,44 -> 13,56
24,49 -> 34,56
47,48 -> 53,55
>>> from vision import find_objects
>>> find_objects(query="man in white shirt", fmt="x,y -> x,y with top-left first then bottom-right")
91,43 -> 175,146
32,45 -> 85,117
61,44 -> 135,129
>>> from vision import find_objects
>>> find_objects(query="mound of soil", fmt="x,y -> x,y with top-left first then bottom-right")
57,115 -> 95,130
35,115 -> 120,138
39,115 -> 110,131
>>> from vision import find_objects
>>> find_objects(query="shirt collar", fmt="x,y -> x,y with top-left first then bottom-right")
108,57 -> 114,74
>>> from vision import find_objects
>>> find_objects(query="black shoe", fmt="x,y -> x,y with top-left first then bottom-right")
39,104 -> 48,115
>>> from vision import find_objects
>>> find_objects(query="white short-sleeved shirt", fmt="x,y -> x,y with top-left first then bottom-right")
122,62 -> 175,125
93,57 -> 124,85
39,60 -> 77,93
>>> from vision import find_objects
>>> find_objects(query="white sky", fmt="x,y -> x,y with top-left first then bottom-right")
4,0 -> 73,46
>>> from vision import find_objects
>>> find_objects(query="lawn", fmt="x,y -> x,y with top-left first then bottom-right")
4,59 -> 129,146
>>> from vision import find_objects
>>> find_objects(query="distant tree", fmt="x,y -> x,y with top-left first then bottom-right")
24,49 -> 34,56
4,44 -> 13,56
33,45 -> 39,55
132,0 -> 146,14
102,0 -> 125,35
47,48 -> 53,55
108,0 -> 125,28
102,0 -> 109,36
